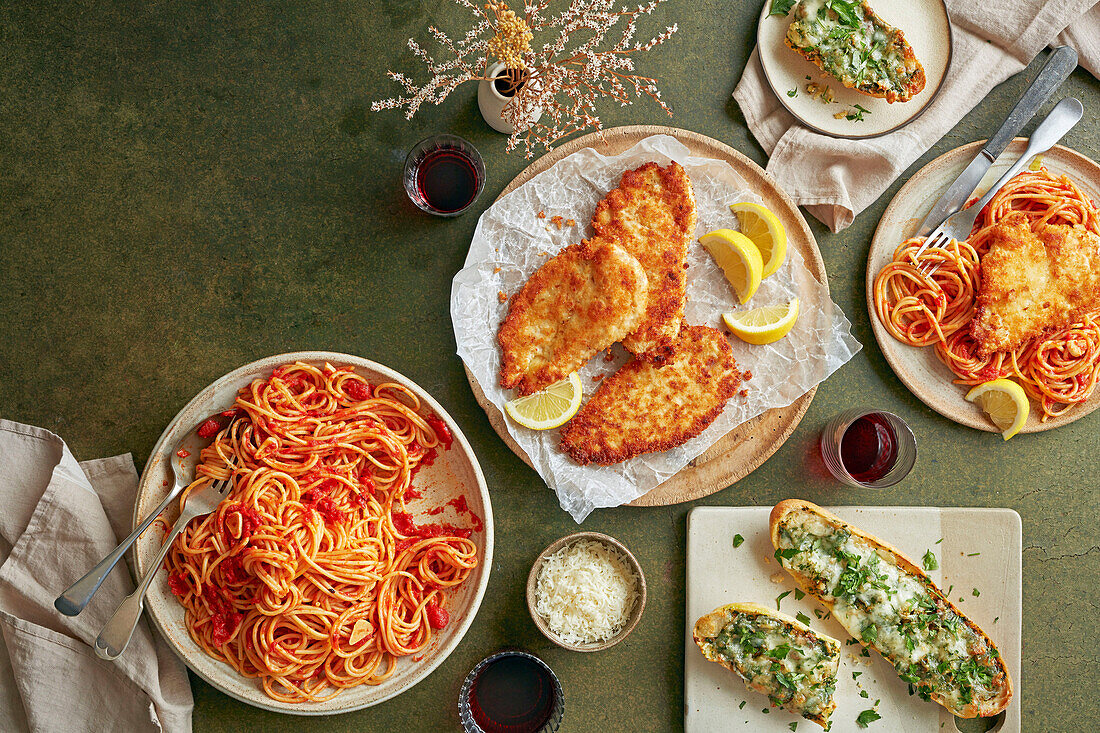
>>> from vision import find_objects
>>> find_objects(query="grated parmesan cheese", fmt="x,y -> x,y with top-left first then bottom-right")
534,540 -> 638,645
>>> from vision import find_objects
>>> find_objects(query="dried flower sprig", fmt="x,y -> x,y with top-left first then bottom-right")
372,0 -> 678,157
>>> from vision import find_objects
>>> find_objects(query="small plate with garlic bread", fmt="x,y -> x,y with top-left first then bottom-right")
685,504 -> 1020,732
755,0 -> 952,138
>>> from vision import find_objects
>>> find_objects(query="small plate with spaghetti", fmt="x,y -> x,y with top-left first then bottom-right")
131,352 -> 493,714
867,140 -> 1100,432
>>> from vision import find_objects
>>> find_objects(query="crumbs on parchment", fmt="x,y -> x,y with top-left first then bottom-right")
498,291 -> 508,303
492,266 -> 501,274
551,215 -> 564,229
739,389 -> 749,397
742,370 -> 753,381
603,350 -> 615,362
592,373 -> 605,382
537,211 -> 546,219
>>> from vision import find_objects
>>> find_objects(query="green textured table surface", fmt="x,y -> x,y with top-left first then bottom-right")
2,2 -> 1098,731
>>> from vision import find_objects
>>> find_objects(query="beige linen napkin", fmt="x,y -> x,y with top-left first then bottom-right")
734,0 -> 1100,231
0,420 -> 193,733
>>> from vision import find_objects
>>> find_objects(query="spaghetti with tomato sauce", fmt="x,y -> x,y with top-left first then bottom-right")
873,168 -> 1100,420
162,361 -> 480,703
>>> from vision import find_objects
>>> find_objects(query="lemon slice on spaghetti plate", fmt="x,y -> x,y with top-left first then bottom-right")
965,379 -> 1029,440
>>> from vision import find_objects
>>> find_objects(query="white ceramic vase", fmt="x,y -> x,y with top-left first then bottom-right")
478,61 -> 541,134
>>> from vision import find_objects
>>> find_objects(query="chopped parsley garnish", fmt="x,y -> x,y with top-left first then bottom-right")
860,689 -> 869,698
787,88 -> 798,98
796,611 -> 812,625
967,552 -> 981,557
794,589 -> 805,601
852,671 -> 862,679
775,547 -> 800,562
732,533 -> 745,548
776,590 -> 792,609
790,723 -> 799,731
763,707 -> 771,713
824,0 -> 861,27
856,709 -> 882,727
769,0 -> 797,16
972,588 -> 981,597
739,700 -> 746,710
922,549 -> 938,571
846,104 -> 871,122
861,623 -> 878,644
935,537 -> 943,544
766,643 -> 792,660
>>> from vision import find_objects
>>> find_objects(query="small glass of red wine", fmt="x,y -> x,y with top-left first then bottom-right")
459,651 -> 564,733
820,409 -> 916,489
403,134 -> 486,217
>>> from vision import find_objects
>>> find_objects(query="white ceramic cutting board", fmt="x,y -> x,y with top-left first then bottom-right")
685,506 -> 1021,732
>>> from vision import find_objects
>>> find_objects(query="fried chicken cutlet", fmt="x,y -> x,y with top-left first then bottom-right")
584,161 -> 696,363
971,212 -> 1100,355
560,325 -> 741,465
499,242 -> 648,396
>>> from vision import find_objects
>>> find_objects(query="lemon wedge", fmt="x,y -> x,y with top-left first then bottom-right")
729,202 -> 787,278
723,299 -> 800,345
700,229 -> 763,304
504,373 -> 583,430
965,379 -> 1029,440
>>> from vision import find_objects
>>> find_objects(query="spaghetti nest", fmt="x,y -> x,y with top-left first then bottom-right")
874,168 -> 1100,421
163,362 -> 480,703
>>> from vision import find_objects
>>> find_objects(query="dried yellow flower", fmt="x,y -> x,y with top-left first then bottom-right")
486,1 -> 532,69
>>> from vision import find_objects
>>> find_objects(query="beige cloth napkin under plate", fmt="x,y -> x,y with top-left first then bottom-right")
0,420 -> 193,733
734,0 -> 1100,232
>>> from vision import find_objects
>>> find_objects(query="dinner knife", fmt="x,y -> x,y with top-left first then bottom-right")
915,45 -> 1078,237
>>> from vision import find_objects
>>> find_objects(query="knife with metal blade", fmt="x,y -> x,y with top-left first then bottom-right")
914,45 -> 1079,238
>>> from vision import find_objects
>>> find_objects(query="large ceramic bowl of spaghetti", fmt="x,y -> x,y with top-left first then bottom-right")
131,352 -> 493,714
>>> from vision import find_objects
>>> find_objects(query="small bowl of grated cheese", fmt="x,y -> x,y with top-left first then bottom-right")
526,532 -> 646,652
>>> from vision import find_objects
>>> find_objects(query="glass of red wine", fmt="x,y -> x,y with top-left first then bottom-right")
819,409 -> 916,489
403,134 -> 486,217
459,650 -> 564,733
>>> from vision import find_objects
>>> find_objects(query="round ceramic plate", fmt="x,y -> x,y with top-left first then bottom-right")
757,0 -> 952,139
866,140 -> 1100,432
131,351 -> 494,714
462,125 -> 825,507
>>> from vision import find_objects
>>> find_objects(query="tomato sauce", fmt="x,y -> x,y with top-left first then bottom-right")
426,415 -> 453,450
426,600 -> 450,629
344,380 -> 371,401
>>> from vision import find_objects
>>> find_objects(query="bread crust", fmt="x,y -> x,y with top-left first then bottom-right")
692,601 -> 840,728
768,499 -> 1013,718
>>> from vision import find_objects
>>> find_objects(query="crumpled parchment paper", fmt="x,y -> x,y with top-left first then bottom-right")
451,135 -> 861,522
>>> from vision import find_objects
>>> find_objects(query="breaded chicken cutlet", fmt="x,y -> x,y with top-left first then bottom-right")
584,161 -> 697,363
499,242 -> 648,396
971,212 -> 1100,355
559,325 -> 741,465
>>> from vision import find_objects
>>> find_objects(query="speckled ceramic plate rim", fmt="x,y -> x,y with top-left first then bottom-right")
130,351 -> 494,715
755,0 -> 953,140
866,141 -> 1100,433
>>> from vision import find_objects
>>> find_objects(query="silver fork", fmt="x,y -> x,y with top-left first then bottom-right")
94,468 -> 235,660
914,97 -> 1083,275
55,422 -> 218,617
